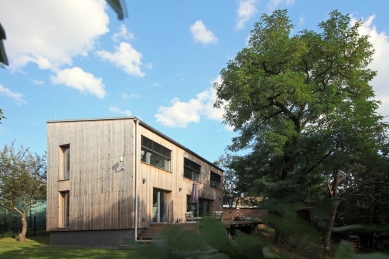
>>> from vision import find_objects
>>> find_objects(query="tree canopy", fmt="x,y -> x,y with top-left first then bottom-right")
214,9 -> 386,246
214,9 -> 383,205
0,142 -> 46,241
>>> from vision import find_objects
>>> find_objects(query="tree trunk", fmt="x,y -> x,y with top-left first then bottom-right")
324,169 -> 341,249
324,200 -> 339,249
275,228 -> 290,247
4,209 -> 7,232
16,212 -> 27,242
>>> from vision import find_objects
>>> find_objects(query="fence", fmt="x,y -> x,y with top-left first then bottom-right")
0,202 -> 46,236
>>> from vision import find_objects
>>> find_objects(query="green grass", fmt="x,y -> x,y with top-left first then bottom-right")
0,236 -> 146,259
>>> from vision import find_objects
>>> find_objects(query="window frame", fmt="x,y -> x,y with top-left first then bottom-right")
210,171 -> 221,189
184,158 -> 201,182
59,191 -> 70,228
141,136 -> 172,171
60,144 -> 70,180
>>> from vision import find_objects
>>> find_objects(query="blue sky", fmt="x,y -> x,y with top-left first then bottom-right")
1,0 -> 389,162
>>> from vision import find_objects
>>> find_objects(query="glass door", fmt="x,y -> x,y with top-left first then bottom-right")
152,189 -> 169,223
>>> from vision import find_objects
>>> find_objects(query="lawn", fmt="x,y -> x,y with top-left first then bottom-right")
0,236 -> 146,259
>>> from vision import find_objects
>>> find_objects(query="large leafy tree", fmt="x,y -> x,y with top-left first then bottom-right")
0,142 -> 46,242
214,9 -> 383,246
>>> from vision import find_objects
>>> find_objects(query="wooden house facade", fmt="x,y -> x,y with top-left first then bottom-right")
46,117 -> 223,246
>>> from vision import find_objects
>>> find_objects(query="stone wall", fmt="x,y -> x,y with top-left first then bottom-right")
222,208 -> 267,221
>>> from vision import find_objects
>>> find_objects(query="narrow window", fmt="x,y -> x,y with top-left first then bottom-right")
60,144 -> 70,180
60,191 -> 69,228
184,158 -> 200,182
141,136 -> 171,171
210,171 -> 221,189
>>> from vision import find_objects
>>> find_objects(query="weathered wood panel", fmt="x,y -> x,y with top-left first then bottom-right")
137,125 -> 223,227
47,118 -> 222,232
47,119 -> 134,231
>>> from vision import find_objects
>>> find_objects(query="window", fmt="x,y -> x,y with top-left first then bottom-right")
141,136 -> 171,171
184,158 -> 200,182
210,171 -> 221,189
60,191 -> 69,228
187,196 -> 210,217
60,144 -> 70,180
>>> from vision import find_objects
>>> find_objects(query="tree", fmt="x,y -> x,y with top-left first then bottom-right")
319,109 -> 385,248
215,154 -> 241,208
214,9 -> 383,246
0,142 -> 46,242
333,134 -> 389,251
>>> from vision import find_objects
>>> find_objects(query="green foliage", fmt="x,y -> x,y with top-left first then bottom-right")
0,141 -> 46,213
0,141 -> 46,241
214,9 -> 383,208
215,154 -> 256,207
124,212 -> 389,258
128,219 -> 265,259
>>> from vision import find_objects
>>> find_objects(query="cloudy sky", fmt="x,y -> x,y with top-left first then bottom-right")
1,0 -> 389,162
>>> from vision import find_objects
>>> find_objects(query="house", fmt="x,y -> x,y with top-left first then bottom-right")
46,117 -> 223,246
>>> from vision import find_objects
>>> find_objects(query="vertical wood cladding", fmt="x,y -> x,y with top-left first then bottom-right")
138,125 -> 223,227
47,119 -> 134,231
47,118 -> 223,232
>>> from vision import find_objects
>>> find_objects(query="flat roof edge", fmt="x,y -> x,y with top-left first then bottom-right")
47,116 -> 136,123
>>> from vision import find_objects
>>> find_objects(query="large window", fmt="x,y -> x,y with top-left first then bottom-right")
210,171 -> 221,189
60,144 -> 70,180
187,196 -> 211,217
141,136 -> 171,171
184,158 -> 200,182
60,191 -> 69,228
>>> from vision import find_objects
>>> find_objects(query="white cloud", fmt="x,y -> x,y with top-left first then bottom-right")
109,106 -> 131,116
32,79 -> 45,85
190,21 -> 218,44
0,0 -> 109,71
50,67 -> 106,98
122,93 -> 139,99
267,0 -> 294,12
112,24 -> 134,42
155,76 -> 227,128
236,0 -> 258,30
351,15 -> 389,118
95,42 -> 145,77
0,84 -> 27,105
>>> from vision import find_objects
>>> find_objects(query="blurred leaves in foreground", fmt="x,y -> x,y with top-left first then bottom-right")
114,213 -> 389,259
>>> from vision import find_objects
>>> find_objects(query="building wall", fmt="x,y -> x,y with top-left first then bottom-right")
46,119 -> 135,232
137,124 -> 223,227
47,118 -> 223,234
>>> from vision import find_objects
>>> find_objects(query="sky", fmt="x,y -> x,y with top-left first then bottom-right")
1,0 -> 389,163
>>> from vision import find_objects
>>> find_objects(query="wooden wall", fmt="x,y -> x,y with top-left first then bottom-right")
47,118 -> 223,232
47,119 -> 134,231
138,125 -> 223,227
